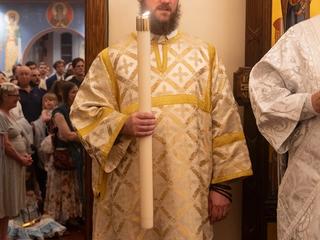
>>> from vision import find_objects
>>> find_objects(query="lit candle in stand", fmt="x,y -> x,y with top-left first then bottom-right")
136,12 -> 153,229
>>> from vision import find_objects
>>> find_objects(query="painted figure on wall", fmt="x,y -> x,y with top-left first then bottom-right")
47,1 -> 73,28
281,0 -> 311,31
273,18 -> 284,43
4,10 -> 22,74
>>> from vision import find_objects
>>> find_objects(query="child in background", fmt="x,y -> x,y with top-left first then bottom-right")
32,93 -> 58,206
40,93 -> 59,124
33,93 -> 58,165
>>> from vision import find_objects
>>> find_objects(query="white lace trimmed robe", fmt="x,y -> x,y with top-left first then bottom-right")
249,15 -> 320,240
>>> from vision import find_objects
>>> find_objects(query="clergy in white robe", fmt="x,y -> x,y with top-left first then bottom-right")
70,1 -> 252,239
249,15 -> 320,240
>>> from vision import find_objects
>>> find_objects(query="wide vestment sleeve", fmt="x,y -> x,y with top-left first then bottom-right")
249,26 -> 319,153
210,52 -> 252,184
70,49 -> 130,196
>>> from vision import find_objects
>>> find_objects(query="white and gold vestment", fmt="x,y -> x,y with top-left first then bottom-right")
71,31 -> 252,240
250,16 -> 320,240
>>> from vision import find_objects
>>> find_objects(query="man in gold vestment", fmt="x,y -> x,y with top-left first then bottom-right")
70,0 -> 252,239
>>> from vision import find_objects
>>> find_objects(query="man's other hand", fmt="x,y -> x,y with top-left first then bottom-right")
208,190 -> 231,224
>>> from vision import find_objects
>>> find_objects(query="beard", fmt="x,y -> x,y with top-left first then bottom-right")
140,2 -> 181,35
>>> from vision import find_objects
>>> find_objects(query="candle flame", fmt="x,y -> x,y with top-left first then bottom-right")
142,11 -> 150,18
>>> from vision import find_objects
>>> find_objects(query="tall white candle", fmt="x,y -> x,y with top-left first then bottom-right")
136,12 -> 153,229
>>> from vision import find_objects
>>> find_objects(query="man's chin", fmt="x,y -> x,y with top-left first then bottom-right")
154,12 -> 171,22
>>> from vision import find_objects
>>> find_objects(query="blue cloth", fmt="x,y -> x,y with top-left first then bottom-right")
8,216 -> 66,240
285,3 -> 306,31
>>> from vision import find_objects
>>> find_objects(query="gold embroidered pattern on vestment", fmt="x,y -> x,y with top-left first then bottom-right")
77,107 -> 114,136
212,132 -> 245,148
121,94 -> 210,114
211,169 -> 253,184
100,49 -> 120,106
101,116 -> 128,159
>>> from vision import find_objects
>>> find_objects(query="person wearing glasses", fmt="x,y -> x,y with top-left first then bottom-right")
0,82 -> 33,240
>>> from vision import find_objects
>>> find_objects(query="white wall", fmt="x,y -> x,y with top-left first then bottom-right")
53,31 -> 60,62
72,33 -> 85,60
109,0 -> 246,83
109,1 -> 246,239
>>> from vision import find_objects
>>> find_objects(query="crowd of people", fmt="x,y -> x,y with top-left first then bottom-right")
0,57 -> 85,240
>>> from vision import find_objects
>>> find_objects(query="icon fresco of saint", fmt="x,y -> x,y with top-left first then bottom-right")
47,1 -> 73,28
4,10 -> 22,73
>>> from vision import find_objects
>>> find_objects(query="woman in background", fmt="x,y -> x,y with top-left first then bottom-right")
44,81 -> 82,225
0,83 -> 33,240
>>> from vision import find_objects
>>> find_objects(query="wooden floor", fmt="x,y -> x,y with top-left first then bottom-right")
50,225 -> 85,240
62,228 -> 85,240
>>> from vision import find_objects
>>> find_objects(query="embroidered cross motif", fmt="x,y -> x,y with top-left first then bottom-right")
173,66 -> 189,83
118,58 -> 134,75
189,52 -> 203,68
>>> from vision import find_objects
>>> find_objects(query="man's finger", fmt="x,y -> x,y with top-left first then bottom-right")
138,119 -> 156,126
136,130 -> 154,137
222,204 -> 230,218
137,124 -> 156,132
213,206 -> 224,222
136,112 -> 156,119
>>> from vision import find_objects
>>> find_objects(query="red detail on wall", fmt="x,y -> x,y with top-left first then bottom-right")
47,1 -> 73,28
